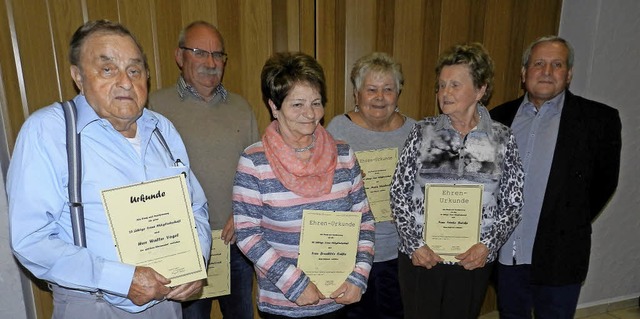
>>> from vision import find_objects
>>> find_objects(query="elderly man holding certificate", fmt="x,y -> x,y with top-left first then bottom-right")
390,43 -> 524,319
233,52 -> 375,319
7,20 -> 211,318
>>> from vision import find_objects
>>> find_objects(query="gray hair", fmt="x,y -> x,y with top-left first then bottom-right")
522,35 -> 574,69
69,20 -> 148,71
350,52 -> 404,94
178,20 -> 225,50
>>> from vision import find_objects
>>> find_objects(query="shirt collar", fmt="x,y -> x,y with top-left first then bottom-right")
177,76 -> 227,102
522,90 -> 565,115
73,94 -> 158,133
434,103 -> 494,137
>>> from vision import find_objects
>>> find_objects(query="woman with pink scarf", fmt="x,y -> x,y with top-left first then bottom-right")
232,52 -> 375,319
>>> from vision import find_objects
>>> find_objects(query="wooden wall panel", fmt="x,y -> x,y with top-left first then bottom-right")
152,0 -> 182,90
238,0 -> 273,131
0,1 -> 563,317
316,0 -> 346,122
0,0 -> 22,151
12,0 -> 59,114
48,0 -> 84,100
393,0 -> 426,121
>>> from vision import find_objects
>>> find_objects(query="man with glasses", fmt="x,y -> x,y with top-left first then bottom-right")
150,21 -> 258,319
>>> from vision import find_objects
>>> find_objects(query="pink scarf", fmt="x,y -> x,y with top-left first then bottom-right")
262,121 -> 337,197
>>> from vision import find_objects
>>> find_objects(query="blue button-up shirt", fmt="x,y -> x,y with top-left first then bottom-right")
498,92 -> 564,265
7,95 -> 211,313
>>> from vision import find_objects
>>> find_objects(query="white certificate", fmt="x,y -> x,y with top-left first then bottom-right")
187,229 -> 231,300
355,148 -> 398,222
424,184 -> 483,263
297,210 -> 361,296
101,175 -> 207,287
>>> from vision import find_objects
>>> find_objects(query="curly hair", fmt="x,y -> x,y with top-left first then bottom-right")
435,43 -> 494,104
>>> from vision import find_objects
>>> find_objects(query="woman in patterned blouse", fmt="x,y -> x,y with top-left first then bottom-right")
390,43 -> 525,319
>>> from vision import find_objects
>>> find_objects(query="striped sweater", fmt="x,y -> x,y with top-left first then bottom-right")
233,141 -> 375,317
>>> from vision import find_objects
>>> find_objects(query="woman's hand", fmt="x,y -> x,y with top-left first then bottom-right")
456,243 -> 489,270
295,281 -> 325,306
330,281 -> 362,305
411,245 -> 443,269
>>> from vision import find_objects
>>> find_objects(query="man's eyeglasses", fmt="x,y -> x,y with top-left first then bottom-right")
180,47 -> 228,63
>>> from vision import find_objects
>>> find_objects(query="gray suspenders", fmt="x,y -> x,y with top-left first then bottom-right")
60,100 -> 86,247
59,100 -> 179,248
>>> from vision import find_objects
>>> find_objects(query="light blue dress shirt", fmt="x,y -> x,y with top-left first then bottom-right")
498,92 -> 564,265
7,95 -> 211,313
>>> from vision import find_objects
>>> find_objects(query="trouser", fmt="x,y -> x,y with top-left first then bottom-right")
341,258 -> 403,319
398,252 -> 493,319
51,285 -> 180,319
497,263 -> 581,319
181,243 -> 255,319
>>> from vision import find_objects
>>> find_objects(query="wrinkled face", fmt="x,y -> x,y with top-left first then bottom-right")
270,83 -> 324,141
522,41 -> 573,107
71,33 -> 147,130
176,25 -> 225,99
355,71 -> 399,121
437,64 -> 485,119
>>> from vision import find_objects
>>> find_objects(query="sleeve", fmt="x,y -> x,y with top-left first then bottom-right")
483,132 -> 525,257
7,116 -> 135,296
589,107 -> 621,220
232,153 -> 310,302
390,124 -> 424,255
344,147 -> 375,291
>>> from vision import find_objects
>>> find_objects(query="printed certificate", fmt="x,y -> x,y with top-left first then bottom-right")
423,184 -> 483,263
355,148 -> 398,222
297,210 -> 361,296
187,229 -> 231,300
101,175 -> 207,287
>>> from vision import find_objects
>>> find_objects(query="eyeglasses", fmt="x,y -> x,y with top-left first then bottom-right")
180,47 -> 228,63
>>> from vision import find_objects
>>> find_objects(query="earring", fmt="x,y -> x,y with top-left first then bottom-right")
395,106 -> 399,112
354,105 -> 360,112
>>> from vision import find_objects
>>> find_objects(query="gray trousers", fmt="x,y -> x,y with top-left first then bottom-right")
51,285 -> 181,319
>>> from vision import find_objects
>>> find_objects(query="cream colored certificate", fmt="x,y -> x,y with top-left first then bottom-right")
187,229 -> 231,300
355,148 -> 398,222
297,210 -> 361,296
101,175 -> 207,287
423,184 -> 483,263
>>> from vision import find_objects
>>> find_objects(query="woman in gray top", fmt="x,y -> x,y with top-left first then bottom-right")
326,52 -> 416,319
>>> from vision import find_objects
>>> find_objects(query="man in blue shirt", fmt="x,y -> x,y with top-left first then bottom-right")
7,20 -> 211,318
491,36 -> 621,319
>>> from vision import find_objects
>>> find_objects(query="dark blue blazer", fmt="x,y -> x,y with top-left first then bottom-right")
490,90 -> 621,285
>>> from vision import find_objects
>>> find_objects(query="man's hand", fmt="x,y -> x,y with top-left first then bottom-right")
166,279 -> 205,301
456,243 -> 489,270
127,266 -> 171,306
295,282 -> 325,306
330,281 -> 362,305
221,214 -> 236,245
411,245 -> 443,269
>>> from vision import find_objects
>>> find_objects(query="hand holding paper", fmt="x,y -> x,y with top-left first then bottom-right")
455,242 -> 489,270
411,245 -> 443,269
295,282 -> 325,306
127,266 -> 171,306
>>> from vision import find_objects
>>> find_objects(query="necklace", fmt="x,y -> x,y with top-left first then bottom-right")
293,134 -> 316,153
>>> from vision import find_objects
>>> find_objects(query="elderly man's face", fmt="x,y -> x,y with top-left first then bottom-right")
71,32 -> 148,136
522,41 -> 573,108
175,25 -> 225,100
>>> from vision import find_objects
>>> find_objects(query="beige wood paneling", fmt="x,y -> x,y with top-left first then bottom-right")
0,1 -> 562,317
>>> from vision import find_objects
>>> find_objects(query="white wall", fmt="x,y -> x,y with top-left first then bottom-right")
559,0 -> 640,307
